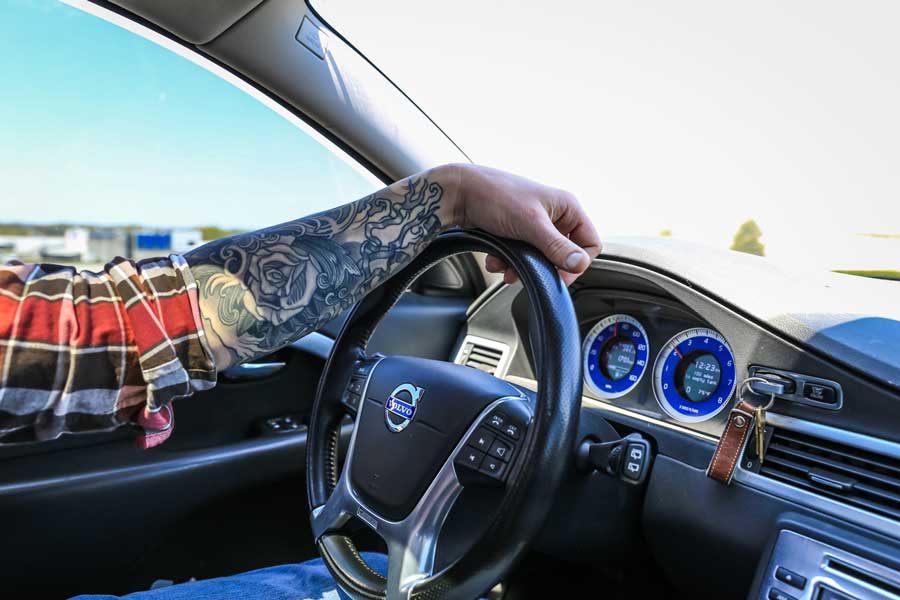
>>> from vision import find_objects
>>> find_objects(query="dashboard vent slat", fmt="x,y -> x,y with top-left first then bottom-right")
767,442 -> 900,489
459,340 -> 505,375
771,430 -> 900,477
761,428 -> 900,521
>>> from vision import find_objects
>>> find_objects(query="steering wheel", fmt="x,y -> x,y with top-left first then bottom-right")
306,229 -> 582,600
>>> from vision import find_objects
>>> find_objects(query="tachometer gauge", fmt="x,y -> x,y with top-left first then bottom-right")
653,327 -> 736,423
582,314 -> 650,399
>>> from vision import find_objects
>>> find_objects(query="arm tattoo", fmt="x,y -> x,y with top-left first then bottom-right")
185,175 -> 446,368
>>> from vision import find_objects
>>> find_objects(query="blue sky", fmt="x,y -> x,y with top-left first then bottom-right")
0,0 -> 375,230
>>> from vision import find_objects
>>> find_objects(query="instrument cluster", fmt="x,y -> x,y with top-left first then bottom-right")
582,313 -> 737,425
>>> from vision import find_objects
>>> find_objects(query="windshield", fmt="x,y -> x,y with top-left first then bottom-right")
313,0 -> 900,280
0,0 -> 379,270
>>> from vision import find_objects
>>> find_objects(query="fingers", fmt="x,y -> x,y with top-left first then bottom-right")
565,209 -> 603,260
485,214 -> 597,287
528,213 -> 593,275
486,254 -> 520,285
485,254 -> 507,273
476,176 -> 602,287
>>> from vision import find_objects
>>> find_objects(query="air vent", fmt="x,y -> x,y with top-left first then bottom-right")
455,336 -> 510,377
760,428 -> 900,520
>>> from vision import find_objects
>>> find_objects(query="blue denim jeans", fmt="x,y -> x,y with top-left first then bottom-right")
71,553 -> 388,600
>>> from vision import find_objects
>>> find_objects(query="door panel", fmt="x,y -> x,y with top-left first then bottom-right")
0,345 -> 330,597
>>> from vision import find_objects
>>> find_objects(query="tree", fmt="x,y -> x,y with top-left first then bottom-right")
730,219 -> 765,256
199,226 -> 243,241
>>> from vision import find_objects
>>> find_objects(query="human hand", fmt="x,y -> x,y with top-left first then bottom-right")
443,164 -> 602,286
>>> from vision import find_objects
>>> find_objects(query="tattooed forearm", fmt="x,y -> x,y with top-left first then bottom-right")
185,171 -> 457,369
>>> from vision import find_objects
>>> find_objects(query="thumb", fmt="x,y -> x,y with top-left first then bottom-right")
528,216 -> 591,274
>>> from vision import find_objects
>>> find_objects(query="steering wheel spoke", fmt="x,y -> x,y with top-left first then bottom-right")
381,451 -> 465,595
310,472 -> 361,540
314,440 -> 465,594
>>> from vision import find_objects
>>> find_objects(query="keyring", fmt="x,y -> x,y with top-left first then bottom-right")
739,376 -> 776,410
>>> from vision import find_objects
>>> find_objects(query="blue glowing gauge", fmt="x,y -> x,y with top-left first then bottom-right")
653,327 -> 737,423
582,314 -> 650,399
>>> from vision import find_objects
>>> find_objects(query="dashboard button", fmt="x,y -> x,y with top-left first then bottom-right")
774,567 -> 806,590
767,588 -> 797,600
627,443 -> 645,462
468,428 -> 494,452
455,447 -> 485,470
623,460 -> 642,480
803,382 -> 837,404
488,438 -> 513,462
623,442 -> 646,481
816,588 -> 855,600
479,456 -> 507,479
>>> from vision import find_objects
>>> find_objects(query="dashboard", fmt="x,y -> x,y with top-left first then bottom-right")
451,237 -> 900,599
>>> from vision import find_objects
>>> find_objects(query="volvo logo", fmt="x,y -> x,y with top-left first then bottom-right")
384,383 -> 424,433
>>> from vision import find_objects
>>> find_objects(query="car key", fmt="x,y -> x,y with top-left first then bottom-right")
755,403 -> 766,464
752,387 -> 777,465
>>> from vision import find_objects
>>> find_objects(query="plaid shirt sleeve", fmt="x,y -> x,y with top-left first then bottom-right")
0,254 -> 217,448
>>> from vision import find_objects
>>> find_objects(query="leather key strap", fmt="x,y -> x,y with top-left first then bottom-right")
707,399 -> 756,484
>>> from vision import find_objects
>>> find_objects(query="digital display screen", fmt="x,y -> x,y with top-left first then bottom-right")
680,353 -> 721,402
600,338 -> 636,381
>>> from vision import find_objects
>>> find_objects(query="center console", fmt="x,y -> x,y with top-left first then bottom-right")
752,518 -> 900,600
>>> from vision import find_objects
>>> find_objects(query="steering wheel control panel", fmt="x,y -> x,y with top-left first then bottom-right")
341,358 -> 382,414
454,401 -> 531,486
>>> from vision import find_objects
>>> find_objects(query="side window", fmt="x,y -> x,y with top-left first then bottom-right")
0,0 -> 379,269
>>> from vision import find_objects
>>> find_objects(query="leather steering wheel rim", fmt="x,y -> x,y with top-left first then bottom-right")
306,229 -> 582,600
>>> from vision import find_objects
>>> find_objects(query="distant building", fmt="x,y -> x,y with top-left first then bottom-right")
88,228 -> 127,262
171,229 -> 202,253
0,226 -> 203,266
129,228 -> 202,261
40,227 -> 89,261
0,227 -> 90,262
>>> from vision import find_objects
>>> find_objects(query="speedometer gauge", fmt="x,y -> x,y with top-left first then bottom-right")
582,314 -> 650,399
653,327 -> 737,423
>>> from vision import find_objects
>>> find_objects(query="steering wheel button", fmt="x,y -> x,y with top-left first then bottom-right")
488,439 -> 513,462
479,456 -> 507,479
487,412 -> 506,430
502,422 -> 521,439
469,427 -> 494,451
347,378 -> 364,395
455,447 -> 486,470
342,392 -> 360,410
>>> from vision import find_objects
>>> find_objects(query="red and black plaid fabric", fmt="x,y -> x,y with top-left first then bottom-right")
0,254 -> 216,447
